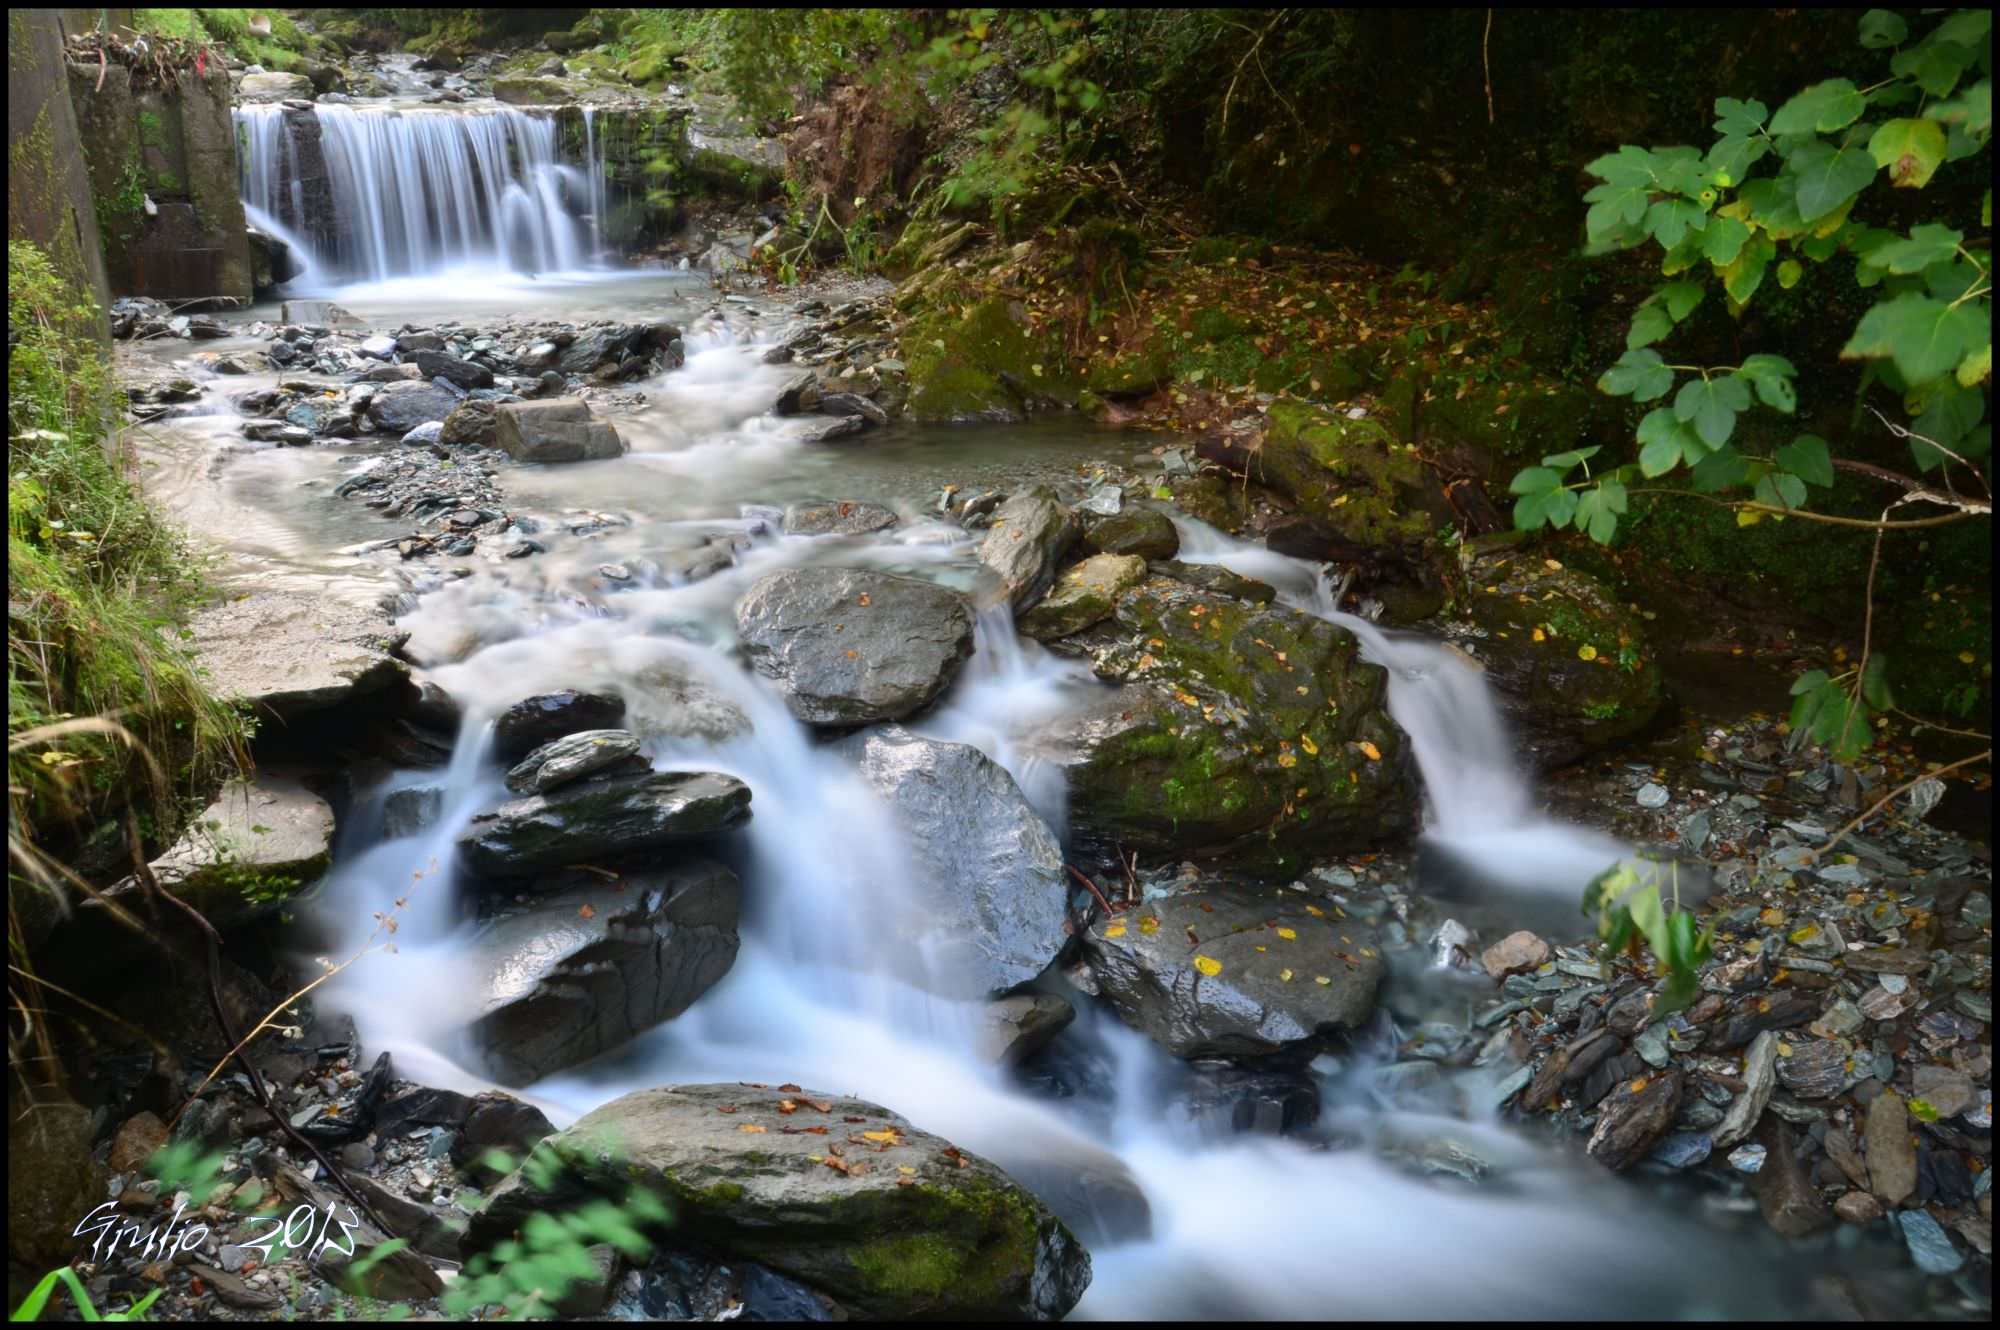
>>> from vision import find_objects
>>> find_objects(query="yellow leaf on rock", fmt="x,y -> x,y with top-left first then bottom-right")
1280,968 -> 1294,981
1358,742 -> 1382,761
1532,627 -> 1546,642
1105,925 -> 1127,938
1138,916 -> 1161,935
862,1129 -> 900,1143
1314,975 -> 1331,986
1193,955 -> 1223,977
1577,644 -> 1598,661
1278,753 -> 1297,768
1277,927 -> 1297,940
1300,735 -> 1319,756
739,1124 -> 768,1133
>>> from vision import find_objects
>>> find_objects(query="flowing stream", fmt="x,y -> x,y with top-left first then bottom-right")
126,280 -> 1826,1318
125,105 -> 1878,1310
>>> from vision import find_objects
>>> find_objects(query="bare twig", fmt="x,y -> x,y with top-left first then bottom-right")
1065,863 -> 1119,917
1817,749 -> 1991,858
1219,12 -> 1287,141
1482,10 -> 1495,124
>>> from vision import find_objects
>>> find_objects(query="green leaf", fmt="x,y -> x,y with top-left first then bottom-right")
1713,97 -> 1769,136
1509,466 -> 1564,495
1790,668 -> 1831,697
1858,9 -> 1908,48
1541,446 -> 1602,469
1959,342 -> 1993,389
1645,198 -> 1709,249
1787,139 -> 1879,223
1722,232 -> 1777,304
1701,214 -> 1751,266
1860,652 -> 1894,710
1586,144 -> 1666,187
1660,280 -> 1706,322
1627,883 -> 1672,971
1691,444 -> 1752,492
1891,40 -> 1975,99
1576,478 -> 1628,543
1776,258 -> 1804,289
1513,484 -> 1579,532
1868,118 -> 1949,188
1739,353 -> 1799,411
1706,134 -> 1770,186
1636,408 -> 1709,475
1599,348 -> 1674,400
1863,222 -> 1966,275
1628,302 -> 1674,349
1775,434 -> 1834,486
1926,80 -> 1993,136
1841,293 -> 1988,384
1930,11 -> 1992,48
1910,376 -> 1989,468
1755,472 -> 1808,509
1769,79 -> 1867,134
1674,374 -> 1752,447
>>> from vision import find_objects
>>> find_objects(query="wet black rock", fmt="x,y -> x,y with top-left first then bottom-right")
411,349 -> 495,390
736,568 -> 974,728
366,381 -> 460,435
503,729 -> 647,795
492,689 -> 627,758
457,770 -> 751,879
1585,1067 -> 1682,1170
463,861 -> 740,1084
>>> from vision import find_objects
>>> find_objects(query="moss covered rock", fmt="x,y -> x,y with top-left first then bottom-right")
1019,553 -> 1146,641
463,1083 -> 1090,1320
1045,573 -> 1415,877
1415,368 -> 1608,484
1227,400 -> 1449,549
1083,506 -> 1179,560
901,294 -> 1075,422
1452,557 -> 1666,768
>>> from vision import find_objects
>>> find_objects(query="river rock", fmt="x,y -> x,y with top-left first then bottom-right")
451,1093 -> 558,1184
735,568 -> 974,728
411,349 -> 495,390
459,770 -> 750,879
1034,573 -> 1413,878
240,71 -> 316,103
463,1083 -> 1091,1319
440,398 -> 501,446
493,399 -> 624,463
505,729 -> 647,795
1083,507 -> 1179,560
976,487 -> 1077,611
464,862 -> 739,1084
773,371 -> 818,414
138,775 -> 336,927
979,994 -> 1076,1064
396,331 -> 445,353
820,392 -> 888,425
1018,554 -> 1146,641
493,689 -> 627,758
367,381 -> 460,435
841,728 -> 1069,998
1775,1038 -> 1848,1100
1748,1118 -> 1831,1237
1585,1067 -> 1682,1170
492,77 -> 570,106
1712,1029 -> 1780,1150
1080,890 -> 1384,1058
781,499 -> 899,536
1864,1090 -> 1917,1205
190,589 -> 407,720
1911,1064 -> 1973,1120
1481,930 -> 1551,978
555,323 -> 677,374
383,785 -> 444,838
1451,560 -> 1666,769
7,1093 -> 109,1269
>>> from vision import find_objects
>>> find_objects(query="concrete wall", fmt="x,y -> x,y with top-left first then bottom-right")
68,57 -> 252,303
8,8 -> 112,337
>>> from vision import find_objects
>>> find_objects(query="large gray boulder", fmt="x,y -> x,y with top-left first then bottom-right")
366,381 -> 460,434
463,1083 -> 1091,1320
976,487 -> 1077,611
735,568 -> 973,728
494,400 -> 624,463
411,349 -> 495,390
842,728 -> 1070,998
1079,889 -> 1384,1058
781,499 -> 898,536
464,862 -> 739,1085
458,770 -> 751,879
239,71 -> 316,103
189,589 -> 406,720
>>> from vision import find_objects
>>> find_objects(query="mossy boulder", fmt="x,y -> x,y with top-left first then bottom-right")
1414,368 -> 1609,484
1216,400 -> 1449,550
463,1084 -> 1091,1320
492,77 -> 570,106
1083,506 -> 1179,560
1083,347 -> 1172,398
1041,573 -> 1416,878
901,295 -> 1075,423
1451,558 -> 1666,768
1019,553 -> 1147,641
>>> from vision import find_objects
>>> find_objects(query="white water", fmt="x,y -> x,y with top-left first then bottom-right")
289,330 -> 1808,1317
235,103 -> 593,284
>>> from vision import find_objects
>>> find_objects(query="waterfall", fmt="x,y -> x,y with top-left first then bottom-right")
234,104 -> 596,284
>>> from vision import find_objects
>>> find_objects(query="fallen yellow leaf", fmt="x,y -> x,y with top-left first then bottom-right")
1105,924 -> 1127,938
1578,644 -> 1598,661
1358,742 -> 1382,761
1193,954 -> 1223,977
1277,927 -> 1297,940
738,1124 -> 768,1134
1300,735 -> 1319,756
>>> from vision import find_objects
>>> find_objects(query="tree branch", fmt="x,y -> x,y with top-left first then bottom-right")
1817,749 -> 1991,859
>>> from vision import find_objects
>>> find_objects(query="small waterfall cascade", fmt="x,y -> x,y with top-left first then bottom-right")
235,103 -> 598,284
